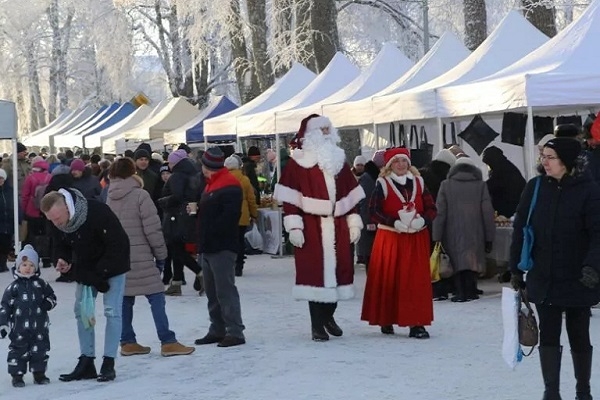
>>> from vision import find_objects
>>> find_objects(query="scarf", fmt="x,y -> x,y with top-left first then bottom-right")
57,188 -> 88,233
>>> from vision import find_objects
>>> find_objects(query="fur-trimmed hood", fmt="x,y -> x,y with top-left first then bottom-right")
448,162 -> 482,181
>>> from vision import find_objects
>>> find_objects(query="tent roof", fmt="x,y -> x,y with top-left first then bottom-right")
325,32 -> 470,128
54,103 -> 122,148
26,106 -> 98,148
164,96 -> 238,144
0,100 -> 17,140
276,44 -> 413,133
204,63 -> 316,136
123,97 -> 199,140
98,105 -> 153,153
233,52 -> 360,136
24,109 -> 73,139
372,10 -> 549,123
437,0 -> 600,116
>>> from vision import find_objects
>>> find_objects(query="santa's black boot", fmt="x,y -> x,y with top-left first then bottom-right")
308,302 -> 329,342
323,302 -> 343,337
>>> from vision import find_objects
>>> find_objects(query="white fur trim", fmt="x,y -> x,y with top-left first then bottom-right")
385,154 -> 411,169
58,188 -> 75,220
336,284 -> 355,300
291,148 -> 318,168
455,157 -> 475,167
292,284 -> 355,302
306,116 -> 332,132
321,216 -> 337,288
334,185 -> 365,217
346,213 -> 363,230
283,215 -> 304,231
376,177 -> 388,198
274,184 -> 333,216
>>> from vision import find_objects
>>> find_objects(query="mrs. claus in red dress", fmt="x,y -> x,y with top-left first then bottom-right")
274,115 -> 365,342
361,147 -> 437,339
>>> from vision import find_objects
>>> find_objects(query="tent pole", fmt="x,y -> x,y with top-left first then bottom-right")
525,106 -> 536,180
275,131 -> 284,257
436,117 -> 443,154
373,123 -> 379,150
11,138 -> 20,253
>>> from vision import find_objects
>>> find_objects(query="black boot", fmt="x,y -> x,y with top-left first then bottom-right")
308,302 -> 329,341
0,255 -> 7,272
59,355 -> 97,382
323,303 -> 343,337
33,371 -> 50,384
451,272 -> 467,302
539,346 -> 562,400
572,347 -> 593,400
97,356 -> 115,382
11,374 -> 25,387
466,271 -> 480,300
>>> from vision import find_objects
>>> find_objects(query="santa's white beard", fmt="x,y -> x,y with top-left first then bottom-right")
302,129 -> 346,176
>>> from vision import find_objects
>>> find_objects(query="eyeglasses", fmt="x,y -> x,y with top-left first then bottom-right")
539,154 -> 559,161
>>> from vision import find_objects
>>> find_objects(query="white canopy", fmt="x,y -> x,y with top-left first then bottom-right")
54,103 -> 120,148
86,104 -> 151,150
22,109 -> 72,142
233,52 -> 360,136
437,0 -> 600,117
122,97 -> 199,140
100,103 -> 163,154
26,106 -> 97,148
372,10 -> 549,124
325,32 -> 470,128
204,63 -> 316,136
276,43 -> 414,133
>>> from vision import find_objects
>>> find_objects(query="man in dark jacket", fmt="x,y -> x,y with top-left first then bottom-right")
41,188 -> 130,383
481,146 -> 526,218
133,148 -> 161,202
194,147 -> 245,348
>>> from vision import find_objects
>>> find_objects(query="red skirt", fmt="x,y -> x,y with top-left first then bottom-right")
361,228 -> 434,327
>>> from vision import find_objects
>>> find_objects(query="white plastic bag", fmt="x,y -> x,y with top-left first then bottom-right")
502,287 -> 523,369
245,223 -> 264,251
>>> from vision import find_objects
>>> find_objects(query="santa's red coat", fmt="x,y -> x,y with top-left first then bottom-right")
274,156 -> 364,303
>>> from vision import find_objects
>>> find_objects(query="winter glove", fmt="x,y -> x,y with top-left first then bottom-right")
157,197 -> 169,210
409,216 -> 425,231
349,227 -> 361,244
394,220 -> 410,233
580,266 -> 600,289
289,229 -> 305,248
156,259 -> 166,273
510,273 -> 525,291
0,325 -> 7,339
41,298 -> 56,312
485,241 -> 493,254
95,280 -> 110,293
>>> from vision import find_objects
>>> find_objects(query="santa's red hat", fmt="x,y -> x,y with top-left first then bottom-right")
290,114 -> 320,150
384,147 -> 411,168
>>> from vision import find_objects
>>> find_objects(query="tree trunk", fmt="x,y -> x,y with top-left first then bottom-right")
463,0 -> 487,51
47,0 -> 60,122
272,0 -> 293,77
58,8 -> 73,114
24,41 -> 46,131
228,0 -> 255,103
295,0 -> 316,73
154,0 -> 177,97
180,34 -> 195,101
194,52 -> 209,109
522,0 -> 557,38
246,0 -> 274,92
311,0 -> 339,72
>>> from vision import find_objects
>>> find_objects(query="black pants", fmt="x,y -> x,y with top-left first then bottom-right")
536,303 -> 591,352
168,242 -> 201,282
236,226 -> 247,272
161,255 -> 173,285
8,333 -> 50,375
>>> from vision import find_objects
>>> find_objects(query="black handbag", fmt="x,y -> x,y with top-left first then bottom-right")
409,125 -> 433,168
518,288 -> 539,356
162,206 -> 197,244
389,122 -> 397,147
443,122 -> 458,149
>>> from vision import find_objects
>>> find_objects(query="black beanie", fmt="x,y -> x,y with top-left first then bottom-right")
248,146 -> 260,157
17,142 -> 27,153
544,137 -> 582,171
134,149 -> 150,160
554,124 -> 580,138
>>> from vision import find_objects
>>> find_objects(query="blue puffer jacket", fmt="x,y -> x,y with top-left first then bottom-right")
510,170 -> 600,307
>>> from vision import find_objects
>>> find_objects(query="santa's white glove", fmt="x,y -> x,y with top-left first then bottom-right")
289,229 -> 305,248
410,216 -> 425,231
394,220 -> 410,233
349,227 -> 361,244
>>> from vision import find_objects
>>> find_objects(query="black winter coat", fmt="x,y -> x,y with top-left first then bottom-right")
72,168 -> 102,200
585,147 -> 600,183
420,160 -> 451,201
483,149 -> 526,218
509,173 -> 600,307
50,196 -> 131,289
0,184 -> 14,235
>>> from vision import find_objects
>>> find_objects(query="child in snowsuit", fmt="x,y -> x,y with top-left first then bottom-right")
0,245 -> 57,387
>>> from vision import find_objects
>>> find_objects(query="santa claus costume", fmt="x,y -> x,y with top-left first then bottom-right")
274,115 -> 365,342
361,148 -> 436,339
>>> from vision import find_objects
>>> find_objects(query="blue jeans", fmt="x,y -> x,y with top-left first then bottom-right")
121,292 -> 176,345
74,274 -> 126,358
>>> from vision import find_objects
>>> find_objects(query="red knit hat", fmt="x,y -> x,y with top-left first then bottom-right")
384,147 -> 411,168
290,114 -> 321,150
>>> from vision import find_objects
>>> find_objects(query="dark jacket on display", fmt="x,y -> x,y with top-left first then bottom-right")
0,184 -> 14,235
482,147 -> 526,218
197,168 -> 242,254
509,169 -> 600,307
49,191 -> 131,289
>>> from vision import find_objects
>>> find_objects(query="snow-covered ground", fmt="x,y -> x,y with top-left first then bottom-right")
0,254 -> 598,400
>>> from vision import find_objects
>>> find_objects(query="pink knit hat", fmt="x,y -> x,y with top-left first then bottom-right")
70,159 -> 86,172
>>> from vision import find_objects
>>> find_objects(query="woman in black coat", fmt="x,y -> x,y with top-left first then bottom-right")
0,169 -> 13,272
510,137 -> 600,400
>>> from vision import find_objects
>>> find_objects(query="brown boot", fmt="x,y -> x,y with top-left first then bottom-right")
161,342 -> 195,357
164,281 -> 182,296
120,342 -> 151,356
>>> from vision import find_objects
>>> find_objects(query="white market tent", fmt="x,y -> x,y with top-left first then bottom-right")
371,11 -> 549,125
203,63 -> 317,136
437,0 -> 600,177
122,97 -> 199,141
23,106 -> 96,148
325,32 -> 471,128
22,108 -> 72,142
275,43 -> 414,133
54,103 -> 121,149
89,104 -> 152,151
233,52 -> 360,136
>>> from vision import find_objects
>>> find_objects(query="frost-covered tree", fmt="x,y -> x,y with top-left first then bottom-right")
463,0 -> 487,50
522,0 -> 556,37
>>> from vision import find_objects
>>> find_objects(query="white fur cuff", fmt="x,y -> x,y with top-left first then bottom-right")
283,215 -> 304,231
346,213 -> 364,230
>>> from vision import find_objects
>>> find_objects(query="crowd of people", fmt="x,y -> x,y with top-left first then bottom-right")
0,115 -> 598,399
